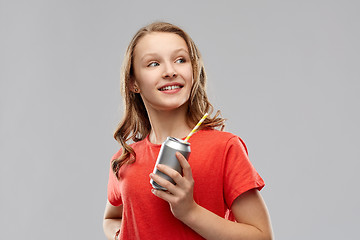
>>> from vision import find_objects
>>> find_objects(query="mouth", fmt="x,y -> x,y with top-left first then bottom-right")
158,84 -> 183,91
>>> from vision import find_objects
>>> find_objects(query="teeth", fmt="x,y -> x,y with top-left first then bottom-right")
160,85 -> 181,91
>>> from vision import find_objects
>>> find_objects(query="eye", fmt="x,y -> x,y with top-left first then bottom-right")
175,58 -> 186,64
148,62 -> 159,67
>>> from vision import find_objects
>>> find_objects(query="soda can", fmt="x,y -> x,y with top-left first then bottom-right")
150,137 -> 191,191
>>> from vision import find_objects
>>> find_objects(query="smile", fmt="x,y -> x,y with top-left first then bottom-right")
158,85 -> 183,91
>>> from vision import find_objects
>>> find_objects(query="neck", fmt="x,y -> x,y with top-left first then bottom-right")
147,105 -> 192,144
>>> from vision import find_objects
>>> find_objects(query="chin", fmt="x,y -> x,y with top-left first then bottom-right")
157,101 -> 189,112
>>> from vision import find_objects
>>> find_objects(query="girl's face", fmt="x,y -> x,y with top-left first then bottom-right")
132,32 -> 193,113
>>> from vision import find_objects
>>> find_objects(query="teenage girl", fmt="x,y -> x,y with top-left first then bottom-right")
103,22 -> 273,240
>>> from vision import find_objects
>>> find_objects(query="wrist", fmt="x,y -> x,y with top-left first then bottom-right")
179,202 -> 201,225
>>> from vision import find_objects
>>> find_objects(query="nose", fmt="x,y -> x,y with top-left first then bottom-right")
162,63 -> 177,79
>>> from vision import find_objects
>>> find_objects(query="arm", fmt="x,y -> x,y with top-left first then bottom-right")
180,189 -> 273,240
103,200 -> 123,240
150,152 -> 273,240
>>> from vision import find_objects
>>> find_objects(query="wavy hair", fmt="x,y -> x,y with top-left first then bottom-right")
112,22 -> 225,177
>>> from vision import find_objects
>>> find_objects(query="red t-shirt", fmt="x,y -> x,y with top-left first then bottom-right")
107,129 -> 264,239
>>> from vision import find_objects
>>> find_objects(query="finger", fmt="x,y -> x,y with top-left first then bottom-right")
156,164 -> 184,186
176,152 -> 193,179
149,172 -> 178,194
151,188 -> 177,203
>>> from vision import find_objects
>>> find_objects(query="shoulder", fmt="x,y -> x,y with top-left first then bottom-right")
110,138 -> 148,160
192,129 -> 247,153
194,129 -> 242,144
196,129 -> 236,139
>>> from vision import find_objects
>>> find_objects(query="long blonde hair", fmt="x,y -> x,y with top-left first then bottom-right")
112,22 -> 225,177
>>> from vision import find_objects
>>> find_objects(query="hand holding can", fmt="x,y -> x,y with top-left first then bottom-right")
150,137 -> 191,191
150,113 -> 208,191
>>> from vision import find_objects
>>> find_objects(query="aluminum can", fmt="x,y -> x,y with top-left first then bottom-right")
150,137 -> 191,191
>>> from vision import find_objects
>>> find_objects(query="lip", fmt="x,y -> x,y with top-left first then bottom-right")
158,82 -> 184,91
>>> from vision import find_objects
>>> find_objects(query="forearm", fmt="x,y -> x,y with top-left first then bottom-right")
103,218 -> 122,240
182,204 -> 272,240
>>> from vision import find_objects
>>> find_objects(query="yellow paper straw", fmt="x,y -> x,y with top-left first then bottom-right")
184,113 -> 209,142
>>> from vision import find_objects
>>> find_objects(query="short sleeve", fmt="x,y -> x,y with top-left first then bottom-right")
107,150 -> 122,206
223,136 -> 265,208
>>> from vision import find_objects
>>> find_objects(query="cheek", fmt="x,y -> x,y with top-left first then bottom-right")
184,65 -> 194,83
189,72 -> 194,87
136,72 -> 154,88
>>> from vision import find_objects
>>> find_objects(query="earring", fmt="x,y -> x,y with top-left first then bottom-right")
134,87 -> 139,93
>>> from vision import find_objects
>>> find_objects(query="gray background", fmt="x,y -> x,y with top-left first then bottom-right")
1,0 -> 359,239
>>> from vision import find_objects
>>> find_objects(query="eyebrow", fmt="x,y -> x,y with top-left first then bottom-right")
140,48 -> 189,61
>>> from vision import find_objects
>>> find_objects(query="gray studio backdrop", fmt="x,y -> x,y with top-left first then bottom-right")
1,0 -> 359,239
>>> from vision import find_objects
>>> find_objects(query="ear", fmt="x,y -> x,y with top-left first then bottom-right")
129,78 -> 140,93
